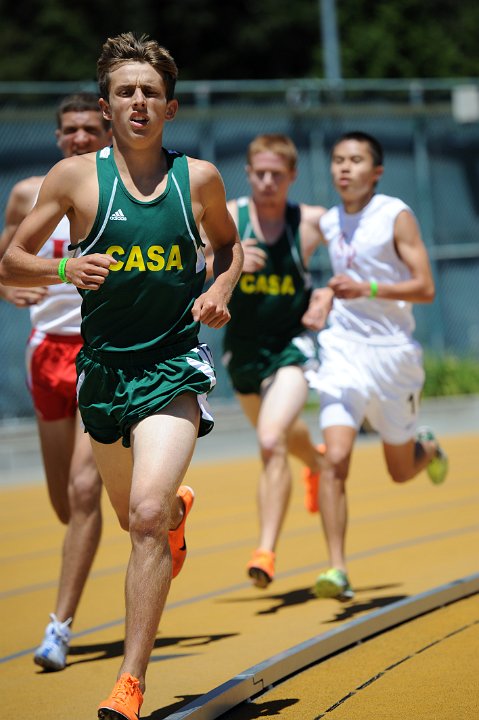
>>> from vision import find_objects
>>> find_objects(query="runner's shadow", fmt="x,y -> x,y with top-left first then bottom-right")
324,592 -> 408,623
51,633 -> 237,670
215,697 -> 299,718
255,587 -> 316,615
220,583 -> 403,617
142,695 -> 200,719
143,696 -> 299,719
257,586 -> 404,617
220,586 -> 316,615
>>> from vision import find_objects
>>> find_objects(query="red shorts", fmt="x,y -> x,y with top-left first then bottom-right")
26,331 -> 83,421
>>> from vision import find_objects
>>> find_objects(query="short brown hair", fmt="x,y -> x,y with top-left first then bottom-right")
56,92 -> 110,130
247,134 -> 298,171
97,32 -> 178,101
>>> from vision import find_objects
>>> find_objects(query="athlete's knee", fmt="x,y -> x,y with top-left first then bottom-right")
258,427 -> 288,463
128,498 -> 169,541
323,445 -> 351,482
68,468 -> 102,514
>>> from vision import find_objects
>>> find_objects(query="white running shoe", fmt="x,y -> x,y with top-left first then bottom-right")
33,613 -> 72,671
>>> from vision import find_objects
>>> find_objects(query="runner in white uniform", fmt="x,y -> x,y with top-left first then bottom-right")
0,93 -> 111,670
302,131 -> 449,602
30,215 -> 81,335
26,215 -> 84,421
317,192 -> 425,439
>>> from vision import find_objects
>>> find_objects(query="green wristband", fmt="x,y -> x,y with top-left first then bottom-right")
57,257 -> 71,284
369,280 -> 378,298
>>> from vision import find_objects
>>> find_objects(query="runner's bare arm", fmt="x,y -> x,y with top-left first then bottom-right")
0,177 -> 50,305
202,199 -> 264,281
329,211 -> 435,303
0,159 -> 115,291
190,161 -> 243,328
299,203 -> 327,266
302,286 -> 334,330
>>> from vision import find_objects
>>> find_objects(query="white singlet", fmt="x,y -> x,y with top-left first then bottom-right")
314,194 -> 425,443
320,193 -> 415,345
29,215 -> 81,335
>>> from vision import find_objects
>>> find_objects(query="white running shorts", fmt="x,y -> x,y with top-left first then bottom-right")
311,330 -> 425,444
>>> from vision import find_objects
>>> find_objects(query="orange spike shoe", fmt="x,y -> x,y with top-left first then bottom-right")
302,443 -> 326,513
247,548 -> 275,589
98,673 -> 143,720
169,485 -> 195,579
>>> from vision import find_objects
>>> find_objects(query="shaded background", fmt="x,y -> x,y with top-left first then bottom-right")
1,0 -> 479,418
2,0 -> 479,82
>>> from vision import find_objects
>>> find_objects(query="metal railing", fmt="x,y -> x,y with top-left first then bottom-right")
1,78 -> 478,417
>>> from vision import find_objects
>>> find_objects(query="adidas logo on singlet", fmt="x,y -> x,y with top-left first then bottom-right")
110,209 -> 127,221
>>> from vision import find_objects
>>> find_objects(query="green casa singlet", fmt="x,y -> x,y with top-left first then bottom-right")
223,197 -> 311,353
71,146 -> 206,353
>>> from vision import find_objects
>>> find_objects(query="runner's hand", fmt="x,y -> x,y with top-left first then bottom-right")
1,285 -> 48,307
192,287 -> 231,329
302,287 -> 333,330
64,254 -> 116,290
241,238 -> 267,272
328,274 -> 368,299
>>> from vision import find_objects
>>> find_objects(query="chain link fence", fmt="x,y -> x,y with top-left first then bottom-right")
1,79 -> 478,419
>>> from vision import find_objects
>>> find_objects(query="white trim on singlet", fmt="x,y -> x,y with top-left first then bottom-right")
77,177 -> 118,256
241,220 -> 253,240
237,197 -> 252,240
285,221 -> 311,289
171,172 -> 205,272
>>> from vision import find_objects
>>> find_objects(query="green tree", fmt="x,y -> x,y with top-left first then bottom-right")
1,0 -> 479,81
339,0 -> 479,78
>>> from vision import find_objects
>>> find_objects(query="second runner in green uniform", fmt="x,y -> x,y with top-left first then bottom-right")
224,197 -> 316,393
206,134 -> 327,589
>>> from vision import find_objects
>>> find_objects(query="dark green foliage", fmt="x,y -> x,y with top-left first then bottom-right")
1,0 -> 479,82
422,354 -> 479,397
339,0 -> 479,78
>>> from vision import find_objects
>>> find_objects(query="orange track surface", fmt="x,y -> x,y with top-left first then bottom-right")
226,594 -> 479,719
1,433 -> 478,719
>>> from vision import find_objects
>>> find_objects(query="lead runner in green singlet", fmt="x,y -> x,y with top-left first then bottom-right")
1,32 -> 243,718
71,146 -> 216,447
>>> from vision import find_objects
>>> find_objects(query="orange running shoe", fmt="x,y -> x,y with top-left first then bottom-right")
98,672 -> 143,720
302,443 -> 326,513
169,485 -> 195,579
247,548 -> 275,588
